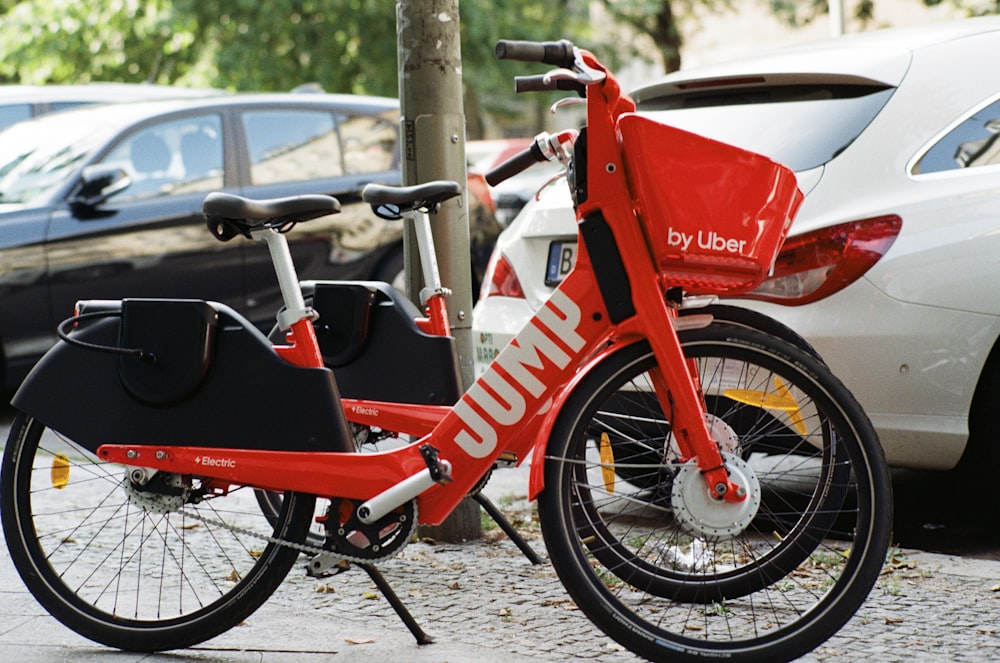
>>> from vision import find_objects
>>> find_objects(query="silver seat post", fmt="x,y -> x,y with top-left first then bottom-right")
409,208 -> 450,306
253,227 -> 316,330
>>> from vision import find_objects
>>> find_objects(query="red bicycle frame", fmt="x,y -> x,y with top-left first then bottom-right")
97,49 -> 794,523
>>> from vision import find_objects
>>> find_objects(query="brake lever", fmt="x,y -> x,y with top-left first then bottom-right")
546,129 -> 578,165
543,63 -> 606,87
551,97 -> 586,113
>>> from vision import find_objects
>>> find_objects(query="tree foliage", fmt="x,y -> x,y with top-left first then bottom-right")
0,1 -> 577,94
2,0 -> 997,131
0,1 -> 583,134
766,0 -> 875,28
0,0 -> 405,92
0,0 -> 203,84
183,0 -> 400,94
597,0 -> 733,73
594,0 -> 998,74
943,0 -> 1000,14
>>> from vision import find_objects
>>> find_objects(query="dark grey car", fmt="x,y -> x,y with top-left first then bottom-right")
0,93 -> 499,389
0,82 -> 221,132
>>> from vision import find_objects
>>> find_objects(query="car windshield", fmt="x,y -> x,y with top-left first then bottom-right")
638,84 -> 895,172
0,118 -> 114,204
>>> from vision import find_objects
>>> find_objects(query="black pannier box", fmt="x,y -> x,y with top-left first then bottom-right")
301,281 -> 463,406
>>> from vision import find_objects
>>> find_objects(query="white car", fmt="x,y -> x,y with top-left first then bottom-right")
472,16 -> 1000,472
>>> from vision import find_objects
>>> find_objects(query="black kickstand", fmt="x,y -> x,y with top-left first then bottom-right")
359,563 -> 435,645
473,492 -> 545,565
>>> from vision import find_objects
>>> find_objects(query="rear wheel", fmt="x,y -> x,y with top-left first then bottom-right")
1,413 -> 315,652
537,325 -> 891,662
685,303 -> 822,361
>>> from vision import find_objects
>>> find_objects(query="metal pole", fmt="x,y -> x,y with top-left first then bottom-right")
396,0 -> 474,389
397,0 -> 480,541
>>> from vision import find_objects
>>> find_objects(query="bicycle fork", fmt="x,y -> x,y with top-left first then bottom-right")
645,341 -> 748,503
591,209 -> 748,506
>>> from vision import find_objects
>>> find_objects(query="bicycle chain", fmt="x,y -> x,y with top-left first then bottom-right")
178,497 -> 419,566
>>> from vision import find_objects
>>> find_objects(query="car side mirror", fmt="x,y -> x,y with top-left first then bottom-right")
71,165 -> 132,209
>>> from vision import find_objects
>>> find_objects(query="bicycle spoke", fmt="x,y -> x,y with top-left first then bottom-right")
538,331 -> 891,662
2,414 -> 314,651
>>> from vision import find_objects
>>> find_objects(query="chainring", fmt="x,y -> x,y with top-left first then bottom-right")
322,497 -> 417,561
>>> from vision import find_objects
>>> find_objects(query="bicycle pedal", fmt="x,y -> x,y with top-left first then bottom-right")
494,451 -> 518,468
420,443 -> 452,484
306,552 -> 350,578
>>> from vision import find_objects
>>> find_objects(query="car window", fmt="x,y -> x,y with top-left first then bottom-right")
49,101 -> 91,113
0,103 -> 32,132
638,84 -> 894,172
0,117 -> 112,204
242,109 -> 343,185
101,114 -> 224,201
913,97 -> 1000,174
340,114 -> 397,174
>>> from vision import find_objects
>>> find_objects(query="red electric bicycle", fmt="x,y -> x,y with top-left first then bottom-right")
0,40 -> 892,663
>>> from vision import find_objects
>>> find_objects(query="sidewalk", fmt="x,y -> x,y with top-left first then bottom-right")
2,469 -> 999,662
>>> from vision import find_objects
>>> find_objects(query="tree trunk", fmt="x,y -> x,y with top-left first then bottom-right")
653,2 -> 683,73
397,0 -> 481,543
416,497 -> 482,543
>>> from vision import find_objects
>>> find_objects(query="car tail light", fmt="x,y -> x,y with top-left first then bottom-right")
742,215 -> 902,306
467,171 -> 497,214
481,252 -> 525,300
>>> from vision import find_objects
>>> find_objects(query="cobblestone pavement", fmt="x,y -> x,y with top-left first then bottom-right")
2,484 -> 1000,661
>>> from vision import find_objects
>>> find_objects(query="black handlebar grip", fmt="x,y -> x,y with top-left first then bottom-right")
514,75 -> 584,94
485,141 -> 547,187
495,39 -> 576,68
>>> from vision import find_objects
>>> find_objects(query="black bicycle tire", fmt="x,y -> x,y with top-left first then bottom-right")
686,303 -> 824,362
537,326 -> 892,662
1,412 -> 316,652
574,337 -> 849,603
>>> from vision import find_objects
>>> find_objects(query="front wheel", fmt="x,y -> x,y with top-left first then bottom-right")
537,325 -> 892,663
0,413 -> 316,652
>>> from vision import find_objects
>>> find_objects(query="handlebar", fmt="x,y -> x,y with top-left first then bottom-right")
484,130 -> 578,187
495,39 -> 577,68
498,38 -> 605,98
485,140 -> 547,187
490,38 -> 627,203
514,75 -> 584,96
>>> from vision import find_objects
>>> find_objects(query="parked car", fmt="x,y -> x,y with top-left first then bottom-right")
0,82 -> 220,132
0,93 -> 500,389
473,16 -> 1000,472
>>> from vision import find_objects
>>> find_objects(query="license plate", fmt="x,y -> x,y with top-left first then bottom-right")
545,241 -> 577,286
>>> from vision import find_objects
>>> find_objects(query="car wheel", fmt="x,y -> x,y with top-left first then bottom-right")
959,338 -> 1000,478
